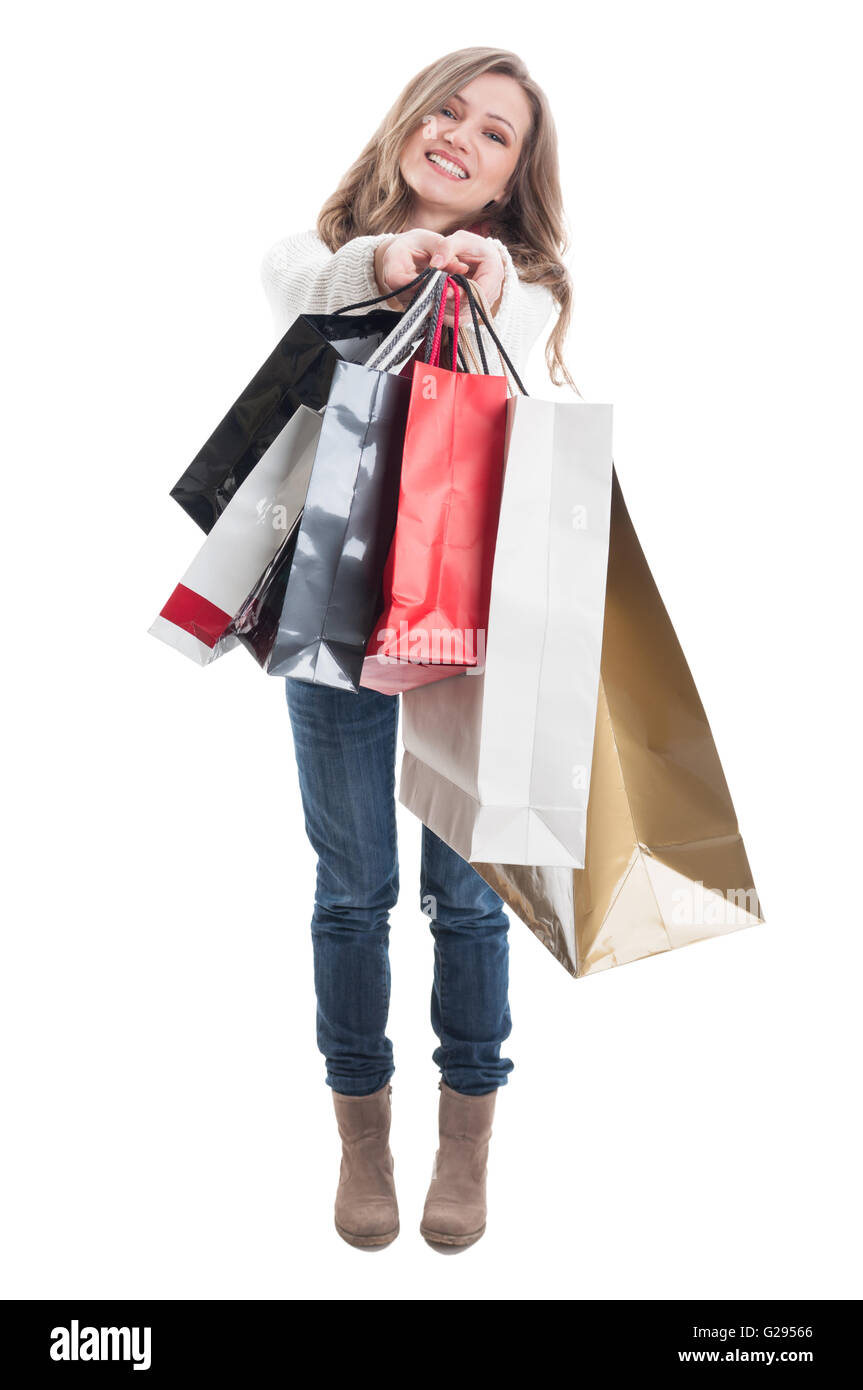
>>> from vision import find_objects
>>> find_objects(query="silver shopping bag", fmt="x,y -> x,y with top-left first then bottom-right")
266,270 -> 447,691
399,391 -> 613,867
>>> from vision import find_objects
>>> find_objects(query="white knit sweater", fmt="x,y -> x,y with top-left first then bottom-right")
260,228 -> 555,379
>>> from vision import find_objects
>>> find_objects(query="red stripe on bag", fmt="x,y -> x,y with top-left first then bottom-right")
160,584 -> 232,647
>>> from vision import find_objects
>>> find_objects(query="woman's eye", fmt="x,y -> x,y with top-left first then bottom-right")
437,107 -> 506,144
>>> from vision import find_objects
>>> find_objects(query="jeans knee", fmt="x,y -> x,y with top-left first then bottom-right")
424,895 -> 509,935
311,892 -> 396,938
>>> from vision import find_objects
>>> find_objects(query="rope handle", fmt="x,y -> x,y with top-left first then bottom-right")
329,263 -> 437,317
427,277 -> 461,371
323,256 -> 526,394
456,279 -> 519,395
420,274 -> 492,375
448,273 -> 528,397
364,270 -> 448,373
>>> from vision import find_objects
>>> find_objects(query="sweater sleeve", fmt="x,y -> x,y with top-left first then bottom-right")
260,228 -> 398,329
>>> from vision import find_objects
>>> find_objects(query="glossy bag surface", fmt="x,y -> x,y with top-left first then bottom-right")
472,467 -> 765,976
230,345 -> 427,673
229,511 -> 304,668
359,280 -> 509,695
265,356 -> 412,689
169,309 -> 404,533
266,271 -> 467,691
223,270 -> 444,668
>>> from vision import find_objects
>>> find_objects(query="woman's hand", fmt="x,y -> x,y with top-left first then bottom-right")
374,230 -> 458,308
429,231 -> 506,324
374,228 -> 505,327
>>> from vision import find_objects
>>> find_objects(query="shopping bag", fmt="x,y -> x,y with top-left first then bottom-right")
399,382 -> 614,866
230,361 -> 422,675
169,270 -> 438,533
229,370 -> 421,674
266,271 -> 447,690
149,405 -> 322,665
232,330 -> 464,681
359,276 -> 509,694
471,466 -> 765,976
228,271 -> 457,675
228,511 -> 305,669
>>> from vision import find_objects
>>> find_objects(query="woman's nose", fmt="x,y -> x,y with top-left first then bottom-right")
444,126 -> 471,153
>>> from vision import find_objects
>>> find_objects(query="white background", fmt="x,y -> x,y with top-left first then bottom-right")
3,0 -> 861,1301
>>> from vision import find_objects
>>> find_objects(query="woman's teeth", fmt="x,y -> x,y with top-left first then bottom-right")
426,152 -> 468,179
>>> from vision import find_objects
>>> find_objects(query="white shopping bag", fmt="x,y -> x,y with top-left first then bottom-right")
149,405 -> 322,665
399,392 -> 613,867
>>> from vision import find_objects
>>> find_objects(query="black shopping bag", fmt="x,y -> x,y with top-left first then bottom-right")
170,306 -> 418,534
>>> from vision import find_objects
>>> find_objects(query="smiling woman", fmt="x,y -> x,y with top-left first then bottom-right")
258,45 -> 580,1258
381,71 -> 536,323
400,73 -> 531,212
261,47 -> 578,389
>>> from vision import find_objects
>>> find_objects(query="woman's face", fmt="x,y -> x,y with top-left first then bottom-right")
399,72 -> 532,229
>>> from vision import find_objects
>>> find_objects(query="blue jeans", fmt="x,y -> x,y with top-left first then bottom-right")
285,679 -> 514,1098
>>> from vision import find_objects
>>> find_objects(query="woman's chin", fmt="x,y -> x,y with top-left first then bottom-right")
413,164 -> 470,204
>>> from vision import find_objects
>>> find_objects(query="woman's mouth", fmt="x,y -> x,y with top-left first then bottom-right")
425,151 -> 469,181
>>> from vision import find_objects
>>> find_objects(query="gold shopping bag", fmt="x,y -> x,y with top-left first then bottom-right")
474,466 -> 765,977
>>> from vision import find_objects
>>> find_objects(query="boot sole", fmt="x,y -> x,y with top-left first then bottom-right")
420,1223 -> 486,1251
335,1219 -> 400,1250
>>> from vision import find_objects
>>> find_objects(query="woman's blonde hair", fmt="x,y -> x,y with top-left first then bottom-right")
317,46 -> 580,392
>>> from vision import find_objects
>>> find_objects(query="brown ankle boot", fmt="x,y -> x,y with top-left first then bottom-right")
331,1083 -> 399,1249
420,1080 -> 498,1251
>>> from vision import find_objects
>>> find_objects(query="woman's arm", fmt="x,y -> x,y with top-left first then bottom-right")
261,226 -> 554,375
260,228 -> 399,326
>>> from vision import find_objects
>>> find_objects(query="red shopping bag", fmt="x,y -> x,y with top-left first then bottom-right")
360,278 -> 509,694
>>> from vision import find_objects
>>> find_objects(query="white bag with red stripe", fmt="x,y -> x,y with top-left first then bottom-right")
149,405 -> 322,665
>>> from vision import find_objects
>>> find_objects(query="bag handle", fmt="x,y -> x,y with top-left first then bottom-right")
364,269 -> 456,373
448,273 -> 529,397
423,276 -> 462,371
391,270 -> 520,389
330,264 -> 488,378
420,273 -> 503,378
382,275 -> 482,378
456,317 -> 484,374
385,270 -> 529,391
419,274 -> 446,366
287,262 -> 438,377
458,279 -> 518,390
323,258 -> 526,390
329,264 -> 437,317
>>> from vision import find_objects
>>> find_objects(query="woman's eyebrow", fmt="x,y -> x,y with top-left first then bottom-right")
451,89 -> 517,138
